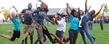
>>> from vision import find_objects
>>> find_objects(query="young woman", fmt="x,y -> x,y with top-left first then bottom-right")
45,12 -> 66,44
66,3 -> 80,44
0,6 -> 21,41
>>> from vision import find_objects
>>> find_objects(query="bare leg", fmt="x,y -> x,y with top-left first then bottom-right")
50,33 -> 63,44
21,25 -> 30,44
30,31 -> 34,44
25,37 -> 28,44
42,25 -> 54,43
36,23 -> 45,44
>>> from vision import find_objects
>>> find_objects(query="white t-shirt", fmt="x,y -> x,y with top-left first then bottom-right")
57,17 -> 66,32
79,16 -> 83,27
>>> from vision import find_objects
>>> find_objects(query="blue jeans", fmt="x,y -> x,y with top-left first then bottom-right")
87,21 -> 93,30
79,28 -> 87,44
79,27 -> 95,44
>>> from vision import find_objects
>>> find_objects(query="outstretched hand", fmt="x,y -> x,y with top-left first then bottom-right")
66,3 -> 69,7
38,0 -> 42,2
12,6 -> 16,8
101,4 -> 104,8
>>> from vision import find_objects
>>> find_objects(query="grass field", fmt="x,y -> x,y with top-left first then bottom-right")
0,23 -> 109,44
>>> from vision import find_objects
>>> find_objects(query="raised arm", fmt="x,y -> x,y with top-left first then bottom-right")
87,5 -> 91,11
93,5 -> 103,18
85,0 -> 88,12
66,3 -> 72,16
40,0 -> 48,9
77,8 -> 81,17
12,6 -> 18,14
44,16 -> 56,24
38,0 -> 42,2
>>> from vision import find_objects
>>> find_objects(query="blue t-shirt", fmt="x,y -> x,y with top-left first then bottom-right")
11,16 -> 21,31
69,15 -> 79,30
34,7 -> 48,21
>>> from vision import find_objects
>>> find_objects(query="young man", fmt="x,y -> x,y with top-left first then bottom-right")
20,3 -> 34,44
79,0 -> 104,44
0,6 -> 21,41
66,3 -> 80,44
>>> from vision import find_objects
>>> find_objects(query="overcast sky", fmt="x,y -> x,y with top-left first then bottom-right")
0,0 -> 109,19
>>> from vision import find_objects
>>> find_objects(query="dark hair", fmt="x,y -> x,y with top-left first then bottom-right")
80,10 -> 84,15
71,9 -> 76,15
57,13 -> 61,16
71,9 -> 78,17
90,10 -> 95,15
57,13 -> 64,17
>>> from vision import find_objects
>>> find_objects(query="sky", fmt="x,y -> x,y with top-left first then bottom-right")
0,0 -> 109,19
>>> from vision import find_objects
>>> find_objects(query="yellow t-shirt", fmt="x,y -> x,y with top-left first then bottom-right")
103,7 -> 109,12
2,9 -> 10,19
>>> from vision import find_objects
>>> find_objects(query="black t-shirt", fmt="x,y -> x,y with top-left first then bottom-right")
21,9 -> 33,19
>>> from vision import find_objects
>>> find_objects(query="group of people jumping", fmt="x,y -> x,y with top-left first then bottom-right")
0,0 -> 106,44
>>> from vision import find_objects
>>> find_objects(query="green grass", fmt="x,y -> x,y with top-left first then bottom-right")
0,23 -> 109,44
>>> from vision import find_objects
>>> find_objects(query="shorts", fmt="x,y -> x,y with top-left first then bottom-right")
10,31 -> 20,41
56,30 -> 64,38
24,16 -> 32,25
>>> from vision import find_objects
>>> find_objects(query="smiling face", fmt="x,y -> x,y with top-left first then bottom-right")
90,10 -> 95,15
80,10 -> 84,16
